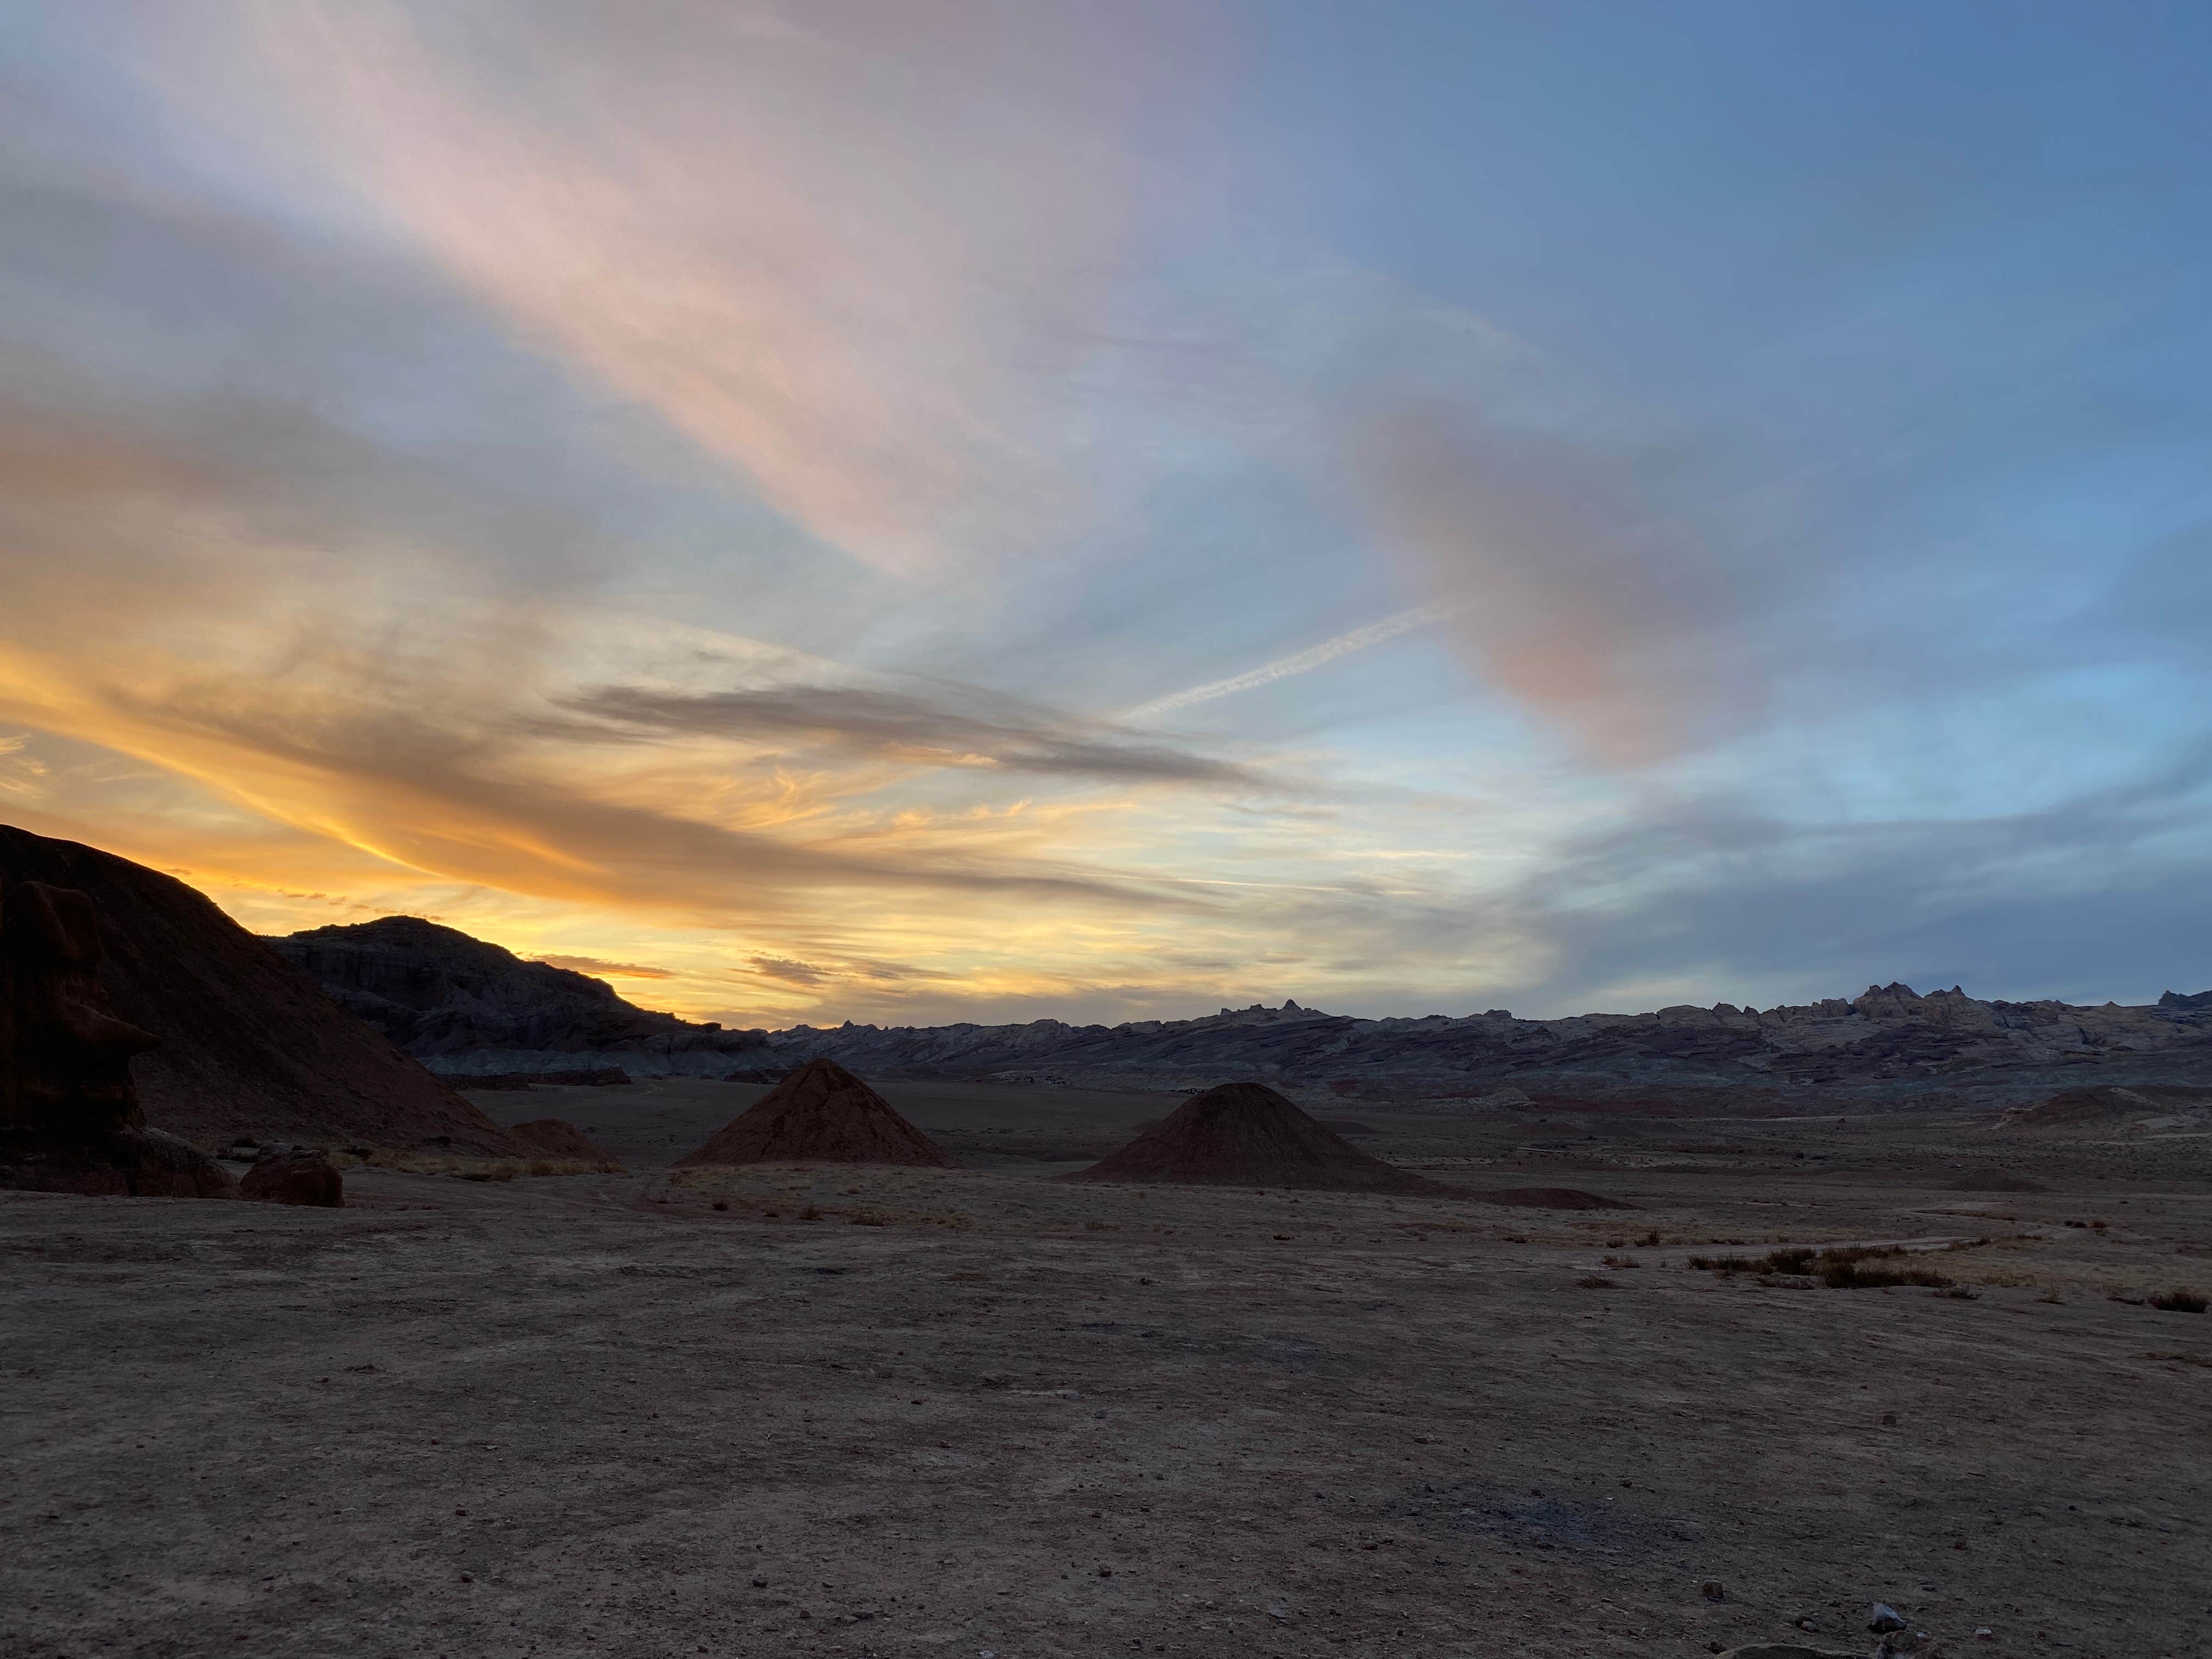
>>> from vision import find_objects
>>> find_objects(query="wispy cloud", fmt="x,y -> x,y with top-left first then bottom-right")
533,953 -> 676,981
543,683 -> 1267,789
163,0 -> 1188,574
1121,600 -> 1469,721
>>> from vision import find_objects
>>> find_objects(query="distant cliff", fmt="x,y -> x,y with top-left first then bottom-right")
765,981 -> 2212,1110
270,912 -> 2212,1108
268,917 -> 769,1077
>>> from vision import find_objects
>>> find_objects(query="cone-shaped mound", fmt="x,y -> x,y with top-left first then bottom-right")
1064,1080 -> 1462,1195
677,1058 -> 953,1167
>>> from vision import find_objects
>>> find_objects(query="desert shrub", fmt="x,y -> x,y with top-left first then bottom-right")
1576,1274 -> 1615,1289
2149,1288 -> 2208,1314
1689,1243 -> 1950,1289
800,1206 -> 821,1221
1635,1230 -> 1663,1248
1822,1259 -> 1952,1289
1600,1254 -> 1641,1269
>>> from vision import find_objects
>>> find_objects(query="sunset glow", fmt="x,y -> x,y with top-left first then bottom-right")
4,3 -> 2208,1026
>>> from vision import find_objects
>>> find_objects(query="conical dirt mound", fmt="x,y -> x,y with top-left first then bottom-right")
1064,1080 -> 1462,1195
676,1058 -> 953,1167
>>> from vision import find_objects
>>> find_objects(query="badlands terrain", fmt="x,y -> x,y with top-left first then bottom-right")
6,1074 -> 2210,1659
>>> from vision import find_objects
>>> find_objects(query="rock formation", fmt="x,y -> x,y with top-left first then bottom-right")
0,826 -> 520,1154
260,905 -> 2212,1116
507,1118 -> 624,1169
0,876 -> 234,1197
677,1058 -> 953,1167
269,917 -> 770,1079
1064,1080 -> 1462,1195
762,979 -> 2212,1112
239,1149 -> 343,1207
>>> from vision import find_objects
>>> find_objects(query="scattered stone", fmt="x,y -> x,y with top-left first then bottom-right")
1870,1604 -> 1908,1633
1701,1579 -> 1726,1600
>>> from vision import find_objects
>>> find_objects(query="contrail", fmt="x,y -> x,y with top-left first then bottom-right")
1121,597 -> 1468,721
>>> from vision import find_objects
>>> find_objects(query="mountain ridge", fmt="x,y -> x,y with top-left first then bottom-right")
267,916 -> 771,1078
273,916 -> 2211,1109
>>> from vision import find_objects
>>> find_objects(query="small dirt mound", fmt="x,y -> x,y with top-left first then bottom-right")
1063,1081 -> 1462,1195
507,1119 -> 623,1169
1475,1186 -> 1637,1210
677,1058 -> 952,1167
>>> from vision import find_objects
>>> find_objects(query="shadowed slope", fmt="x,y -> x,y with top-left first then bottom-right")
677,1058 -> 953,1167
1064,1080 -> 1463,1195
0,826 -> 519,1153
508,1119 -> 624,1170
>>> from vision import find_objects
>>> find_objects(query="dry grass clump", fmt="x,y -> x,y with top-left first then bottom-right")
1576,1274 -> 1616,1289
2148,1288 -> 2208,1313
1687,1243 -> 1954,1290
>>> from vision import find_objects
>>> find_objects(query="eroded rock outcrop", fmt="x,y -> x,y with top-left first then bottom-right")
0,877 -> 234,1198
270,917 -> 769,1079
0,826 -> 520,1153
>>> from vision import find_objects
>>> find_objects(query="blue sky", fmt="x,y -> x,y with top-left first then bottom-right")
1,1 -> 2207,1024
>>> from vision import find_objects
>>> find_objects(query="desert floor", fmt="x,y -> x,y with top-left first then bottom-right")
4,1079 -> 2209,1659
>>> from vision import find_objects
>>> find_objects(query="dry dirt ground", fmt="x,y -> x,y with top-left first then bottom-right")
5,1079 -> 2210,1659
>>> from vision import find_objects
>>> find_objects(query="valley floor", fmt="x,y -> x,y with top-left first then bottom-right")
4,1088 -> 2209,1658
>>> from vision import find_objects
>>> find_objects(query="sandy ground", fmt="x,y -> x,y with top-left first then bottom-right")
5,1081 -> 2210,1659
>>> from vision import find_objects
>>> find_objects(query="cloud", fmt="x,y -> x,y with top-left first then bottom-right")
533,953 -> 675,980
1120,600 -> 1468,721
155,0 -> 1197,573
743,955 -> 827,987
1348,398 -> 1800,761
542,682 -> 1268,789
1501,736 -> 2212,1012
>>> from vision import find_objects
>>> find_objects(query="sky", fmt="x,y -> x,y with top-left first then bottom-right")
3,1 -> 2209,1029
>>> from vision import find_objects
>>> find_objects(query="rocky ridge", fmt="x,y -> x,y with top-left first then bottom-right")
1,827 -> 516,1152
768,983 -> 2212,1110
268,917 -> 770,1079
270,916 -> 2211,1111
